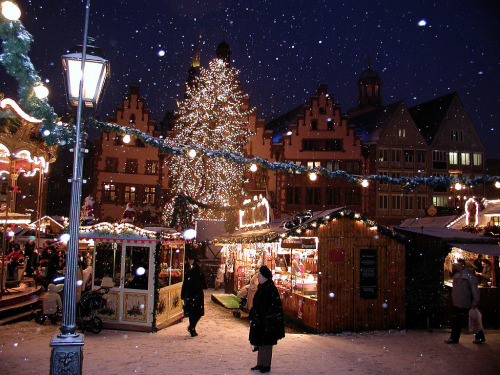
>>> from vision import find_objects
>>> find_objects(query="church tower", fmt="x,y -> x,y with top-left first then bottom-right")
216,39 -> 232,66
357,58 -> 382,110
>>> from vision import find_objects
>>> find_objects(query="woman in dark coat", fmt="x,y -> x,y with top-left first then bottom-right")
249,266 -> 285,373
181,258 -> 207,337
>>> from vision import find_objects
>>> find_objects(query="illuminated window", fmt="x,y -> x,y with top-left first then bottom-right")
125,186 -> 136,202
145,160 -> 159,175
103,183 -> 116,202
449,152 -> 458,165
398,129 -> 406,137
307,161 -> 321,169
433,196 -> 447,207
143,187 -> 156,204
473,153 -> 482,166
460,152 -> 470,166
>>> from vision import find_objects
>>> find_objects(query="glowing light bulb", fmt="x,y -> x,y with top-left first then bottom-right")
249,163 -> 258,172
122,134 -> 131,144
495,181 -> 500,189
188,149 -> 197,158
309,172 -> 317,181
454,182 -> 462,190
361,179 -> 369,188
33,84 -> 49,99
1,1 -> 21,21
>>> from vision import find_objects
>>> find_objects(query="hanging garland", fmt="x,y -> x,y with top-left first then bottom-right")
1,12 -> 499,191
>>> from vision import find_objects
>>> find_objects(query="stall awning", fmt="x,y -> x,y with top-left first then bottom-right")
449,243 -> 500,256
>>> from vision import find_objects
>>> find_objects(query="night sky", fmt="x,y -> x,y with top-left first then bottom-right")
1,0 -> 499,158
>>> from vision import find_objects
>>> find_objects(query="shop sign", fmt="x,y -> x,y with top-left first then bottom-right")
360,249 -> 378,300
239,196 -> 270,228
280,237 -> 318,250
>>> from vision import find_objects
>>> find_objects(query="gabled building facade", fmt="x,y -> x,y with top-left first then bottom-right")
92,84 -> 171,224
263,85 -> 365,217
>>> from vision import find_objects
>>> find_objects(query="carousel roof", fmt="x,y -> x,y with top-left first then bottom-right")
0,96 -> 57,177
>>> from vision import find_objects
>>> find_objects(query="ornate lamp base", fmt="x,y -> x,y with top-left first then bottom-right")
49,333 -> 85,375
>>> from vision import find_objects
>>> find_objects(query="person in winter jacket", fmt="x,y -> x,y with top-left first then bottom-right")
445,258 -> 484,344
249,266 -> 285,373
181,258 -> 207,337
42,284 -> 62,324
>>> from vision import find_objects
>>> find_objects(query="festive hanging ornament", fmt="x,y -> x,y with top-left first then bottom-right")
121,202 -> 136,224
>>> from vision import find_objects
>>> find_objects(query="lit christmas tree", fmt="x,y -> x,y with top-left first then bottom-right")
164,58 -> 253,225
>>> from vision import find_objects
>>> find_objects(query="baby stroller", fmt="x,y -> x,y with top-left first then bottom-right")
233,285 -> 249,318
76,287 -> 110,334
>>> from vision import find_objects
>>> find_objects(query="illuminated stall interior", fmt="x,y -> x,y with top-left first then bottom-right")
79,223 -> 185,332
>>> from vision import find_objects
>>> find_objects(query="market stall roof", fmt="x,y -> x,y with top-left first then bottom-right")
399,216 -> 457,228
29,215 -> 65,229
216,207 -> 405,244
78,222 -> 182,243
0,210 -> 31,224
394,226 -> 500,255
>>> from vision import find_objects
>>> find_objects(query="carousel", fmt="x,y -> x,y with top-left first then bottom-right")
0,95 -> 57,296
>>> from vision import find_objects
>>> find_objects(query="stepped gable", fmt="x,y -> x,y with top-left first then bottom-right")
348,101 -> 402,143
408,92 -> 456,144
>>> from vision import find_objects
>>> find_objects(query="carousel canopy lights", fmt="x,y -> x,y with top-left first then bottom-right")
1,1 -> 20,21
61,37 -> 110,107
0,98 -> 42,123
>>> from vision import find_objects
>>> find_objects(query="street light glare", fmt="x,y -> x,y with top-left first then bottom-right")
1,1 -> 21,21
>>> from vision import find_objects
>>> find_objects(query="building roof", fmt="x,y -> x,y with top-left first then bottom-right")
399,216 -> 457,228
358,67 -> 381,82
408,92 -> 456,144
394,226 -> 500,256
349,101 -> 402,143
265,104 -> 303,142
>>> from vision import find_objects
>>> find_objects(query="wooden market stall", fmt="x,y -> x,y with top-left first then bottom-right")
79,223 -> 185,332
395,226 -> 500,328
217,207 -> 406,333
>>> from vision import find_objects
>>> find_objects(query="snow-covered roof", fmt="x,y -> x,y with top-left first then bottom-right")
399,216 -> 457,228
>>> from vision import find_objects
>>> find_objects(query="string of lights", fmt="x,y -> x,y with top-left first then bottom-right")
1,7 -> 499,192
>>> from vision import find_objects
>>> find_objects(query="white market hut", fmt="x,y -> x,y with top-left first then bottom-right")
79,223 -> 185,332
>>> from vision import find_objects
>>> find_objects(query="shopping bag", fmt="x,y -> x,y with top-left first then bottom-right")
469,307 -> 484,333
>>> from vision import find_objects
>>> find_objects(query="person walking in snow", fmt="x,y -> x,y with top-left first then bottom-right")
445,258 -> 484,344
181,258 -> 207,337
249,266 -> 285,373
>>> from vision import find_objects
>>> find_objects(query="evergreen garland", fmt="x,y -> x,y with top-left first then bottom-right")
1,13 -> 499,191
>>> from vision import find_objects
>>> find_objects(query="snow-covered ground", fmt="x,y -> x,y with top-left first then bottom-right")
1,289 -> 499,375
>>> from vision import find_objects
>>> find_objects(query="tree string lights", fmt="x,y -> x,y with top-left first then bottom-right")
1,9 -> 499,192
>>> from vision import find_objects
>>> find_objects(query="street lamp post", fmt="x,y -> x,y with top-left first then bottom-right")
49,1 -> 109,374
